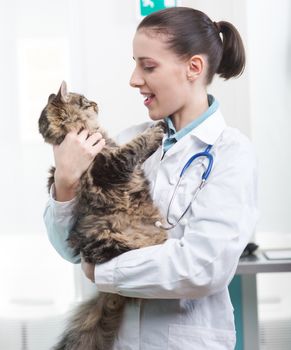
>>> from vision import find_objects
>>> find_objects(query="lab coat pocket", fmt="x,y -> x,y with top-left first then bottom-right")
167,324 -> 236,350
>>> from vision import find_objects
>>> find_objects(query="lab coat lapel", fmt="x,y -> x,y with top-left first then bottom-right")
192,109 -> 226,145
159,110 -> 227,224
162,109 -> 226,160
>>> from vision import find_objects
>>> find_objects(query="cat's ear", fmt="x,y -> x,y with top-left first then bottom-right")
48,94 -> 56,102
56,81 -> 69,103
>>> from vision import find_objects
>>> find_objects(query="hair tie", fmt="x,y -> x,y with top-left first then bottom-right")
213,21 -> 221,33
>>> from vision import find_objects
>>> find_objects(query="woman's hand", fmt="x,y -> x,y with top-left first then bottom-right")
53,130 -> 105,201
81,256 -> 95,283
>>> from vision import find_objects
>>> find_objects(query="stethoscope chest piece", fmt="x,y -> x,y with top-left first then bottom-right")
179,217 -> 188,226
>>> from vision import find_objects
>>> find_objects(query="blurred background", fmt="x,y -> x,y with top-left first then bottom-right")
0,0 -> 290,349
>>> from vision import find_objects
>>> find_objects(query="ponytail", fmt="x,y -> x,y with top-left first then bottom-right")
215,21 -> 246,79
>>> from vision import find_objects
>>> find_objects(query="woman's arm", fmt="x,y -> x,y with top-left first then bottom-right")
44,186 -> 80,263
43,130 -> 105,262
90,137 -> 258,299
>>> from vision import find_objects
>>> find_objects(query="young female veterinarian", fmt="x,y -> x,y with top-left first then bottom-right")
44,7 -> 258,350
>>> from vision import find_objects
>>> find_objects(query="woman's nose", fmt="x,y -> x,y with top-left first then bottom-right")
129,69 -> 144,88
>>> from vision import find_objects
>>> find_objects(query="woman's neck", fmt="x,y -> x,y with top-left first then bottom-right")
171,92 -> 209,131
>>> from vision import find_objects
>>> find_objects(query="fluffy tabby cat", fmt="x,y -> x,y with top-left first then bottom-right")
38,81 -> 167,350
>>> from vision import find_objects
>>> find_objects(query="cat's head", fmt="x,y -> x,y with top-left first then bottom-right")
39,81 -> 99,145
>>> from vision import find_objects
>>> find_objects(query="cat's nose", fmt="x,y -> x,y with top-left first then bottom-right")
91,102 -> 98,112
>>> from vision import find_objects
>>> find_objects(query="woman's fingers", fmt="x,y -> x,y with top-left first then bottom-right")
86,132 -> 103,146
92,138 -> 106,155
83,132 -> 106,157
81,255 -> 95,283
77,129 -> 89,142
63,130 -> 103,147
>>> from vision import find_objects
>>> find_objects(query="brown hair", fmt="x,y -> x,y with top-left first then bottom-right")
137,7 -> 245,84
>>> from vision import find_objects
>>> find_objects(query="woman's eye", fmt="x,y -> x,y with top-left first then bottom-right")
143,66 -> 155,72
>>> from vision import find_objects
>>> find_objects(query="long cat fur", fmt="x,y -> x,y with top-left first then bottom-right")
38,81 -> 167,350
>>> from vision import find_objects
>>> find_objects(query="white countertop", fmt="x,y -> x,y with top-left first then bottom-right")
236,251 -> 291,274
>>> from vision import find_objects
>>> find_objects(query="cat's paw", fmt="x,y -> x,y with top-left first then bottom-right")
155,120 -> 167,134
149,121 -> 167,143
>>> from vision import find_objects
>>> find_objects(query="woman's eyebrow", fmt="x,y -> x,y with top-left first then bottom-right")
133,56 -> 155,61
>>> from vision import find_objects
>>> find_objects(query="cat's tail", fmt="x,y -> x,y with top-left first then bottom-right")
53,292 -> 126,350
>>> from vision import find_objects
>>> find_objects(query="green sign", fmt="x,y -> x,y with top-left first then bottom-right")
140,0 -> 177,17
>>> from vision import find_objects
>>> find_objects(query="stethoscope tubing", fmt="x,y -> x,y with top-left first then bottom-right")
155,145 -> 213,230
180,145 -> 213,179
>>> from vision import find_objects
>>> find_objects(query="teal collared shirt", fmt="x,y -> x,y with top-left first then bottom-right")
163,95 -> 219,152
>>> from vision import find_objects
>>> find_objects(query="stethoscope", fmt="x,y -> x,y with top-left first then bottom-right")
155,145 -> 213,230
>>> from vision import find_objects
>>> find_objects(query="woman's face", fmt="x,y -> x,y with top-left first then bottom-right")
130,30 -> 191,121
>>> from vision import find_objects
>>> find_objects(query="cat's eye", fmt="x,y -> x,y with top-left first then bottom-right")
79,96 -> 85,106
79,96 -> 92,109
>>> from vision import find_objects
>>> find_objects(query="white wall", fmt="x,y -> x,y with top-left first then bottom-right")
0,0 -> 72,236
69,0 -> 154,134
246,0 -> 291,235
0,2 -> 77,348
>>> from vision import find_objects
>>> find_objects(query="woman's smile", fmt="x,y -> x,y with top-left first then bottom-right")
141,93 -> 156,106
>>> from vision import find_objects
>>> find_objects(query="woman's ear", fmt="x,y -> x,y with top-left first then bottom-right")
186,55 -> 205,81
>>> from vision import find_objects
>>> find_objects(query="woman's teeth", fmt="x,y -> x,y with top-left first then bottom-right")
143,94 -> 155,106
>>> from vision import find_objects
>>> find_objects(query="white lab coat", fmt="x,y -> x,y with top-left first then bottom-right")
44,109 -> 258,349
